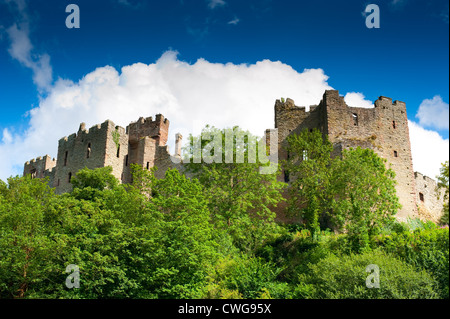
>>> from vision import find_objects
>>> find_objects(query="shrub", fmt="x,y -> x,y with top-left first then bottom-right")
374,227 -> 449,298
297,250 -> 439,299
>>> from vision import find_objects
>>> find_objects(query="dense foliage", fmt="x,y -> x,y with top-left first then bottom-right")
0,128 -> 447,299
437,161 -> 449,225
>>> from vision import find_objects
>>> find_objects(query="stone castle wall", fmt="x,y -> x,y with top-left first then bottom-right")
415,172 -> 445,223
274,90 -> 441,222
24,155 -> 56,180
24,114 -> 180,194
23,91 -> 445,222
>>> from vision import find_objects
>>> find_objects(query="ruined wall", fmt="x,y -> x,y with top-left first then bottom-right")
23,94 -> 442,224
274,98 -> 323,183
371,96 -> 418,220
127,114 -> 169,146
415,172 -> 445,223
274,90 -> 420,222
23,113 -> 184,195
23,155 -> 56,185
24,155 -> 56,179
321,90 -> 378,156
53,121 -> 114,194
322,90 -> 418,220
104,124 -> 129,183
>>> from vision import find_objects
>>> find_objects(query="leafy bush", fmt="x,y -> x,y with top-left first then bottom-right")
373,227 -> 449,298
297,250 -> 439,299
204,254 -> 289,299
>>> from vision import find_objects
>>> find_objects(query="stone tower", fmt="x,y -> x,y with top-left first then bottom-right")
23,114 -> 181,194
275,90 -> 419,220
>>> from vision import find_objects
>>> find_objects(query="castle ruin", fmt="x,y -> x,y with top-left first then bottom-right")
24,89 -> 445,222
274,90 -> 445,222
24,114 -> 183,194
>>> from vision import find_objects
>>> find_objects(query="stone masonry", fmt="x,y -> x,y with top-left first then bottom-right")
23,114 -> 182,194
24,90 -> 445,221
274,89 -> 444,222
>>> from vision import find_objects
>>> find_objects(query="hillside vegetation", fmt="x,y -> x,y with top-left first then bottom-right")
0,128 -> 447,299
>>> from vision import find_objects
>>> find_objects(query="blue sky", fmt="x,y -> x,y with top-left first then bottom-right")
0,0 -> 448,180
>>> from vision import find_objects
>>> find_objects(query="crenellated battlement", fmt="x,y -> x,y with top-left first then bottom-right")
23,154 -> 56,179
22,89 -> 443,222
415,171 -> 437,185
275,98 -> 320,114
127,114 -> 170,145
24,113 -> 179,193
58,120 -> 120,146
375,96 -> 407,110
274,89 -> 427,221
24,154 -> 56,166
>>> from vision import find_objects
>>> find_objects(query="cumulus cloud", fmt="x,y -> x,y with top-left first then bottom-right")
416,95 -> 449,130
228,17 -> 240,25
0,50 -> 332,180
1,129 -> 12,144
3,0 -> 53,93
344,92 -> 374,108
0,50 -> 447,182
207,0 -> 226,9
116,0 -> 144,9
409,120 -> 449,179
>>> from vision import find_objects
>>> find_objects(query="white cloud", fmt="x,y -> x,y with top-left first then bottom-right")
0,50 -> 332,181
207,0 -> 226,9
344,92 -> 374,108
2,129 -> 13,144
116,0 -> 143,9
228,17 -> 240,25
4,0 -> 53,93
416,95 -> 449,130
391,0 -> 407,6
1,51 -> 447,183
409,120 -> 449,179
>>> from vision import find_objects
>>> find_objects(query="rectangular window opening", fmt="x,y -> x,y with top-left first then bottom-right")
352,113 -> 358,126
64,151 -> 68,166
284,171 -> 290,183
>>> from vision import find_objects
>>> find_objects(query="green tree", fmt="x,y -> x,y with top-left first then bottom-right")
436,161 -> 449,225
184,125 -> 285,253
284,129 -> 334,237
128,166 -> 219,298
374,227 -> 449,298
0,175 -> 59,298
70,166 -> 119,201
330,147 -> 400,251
